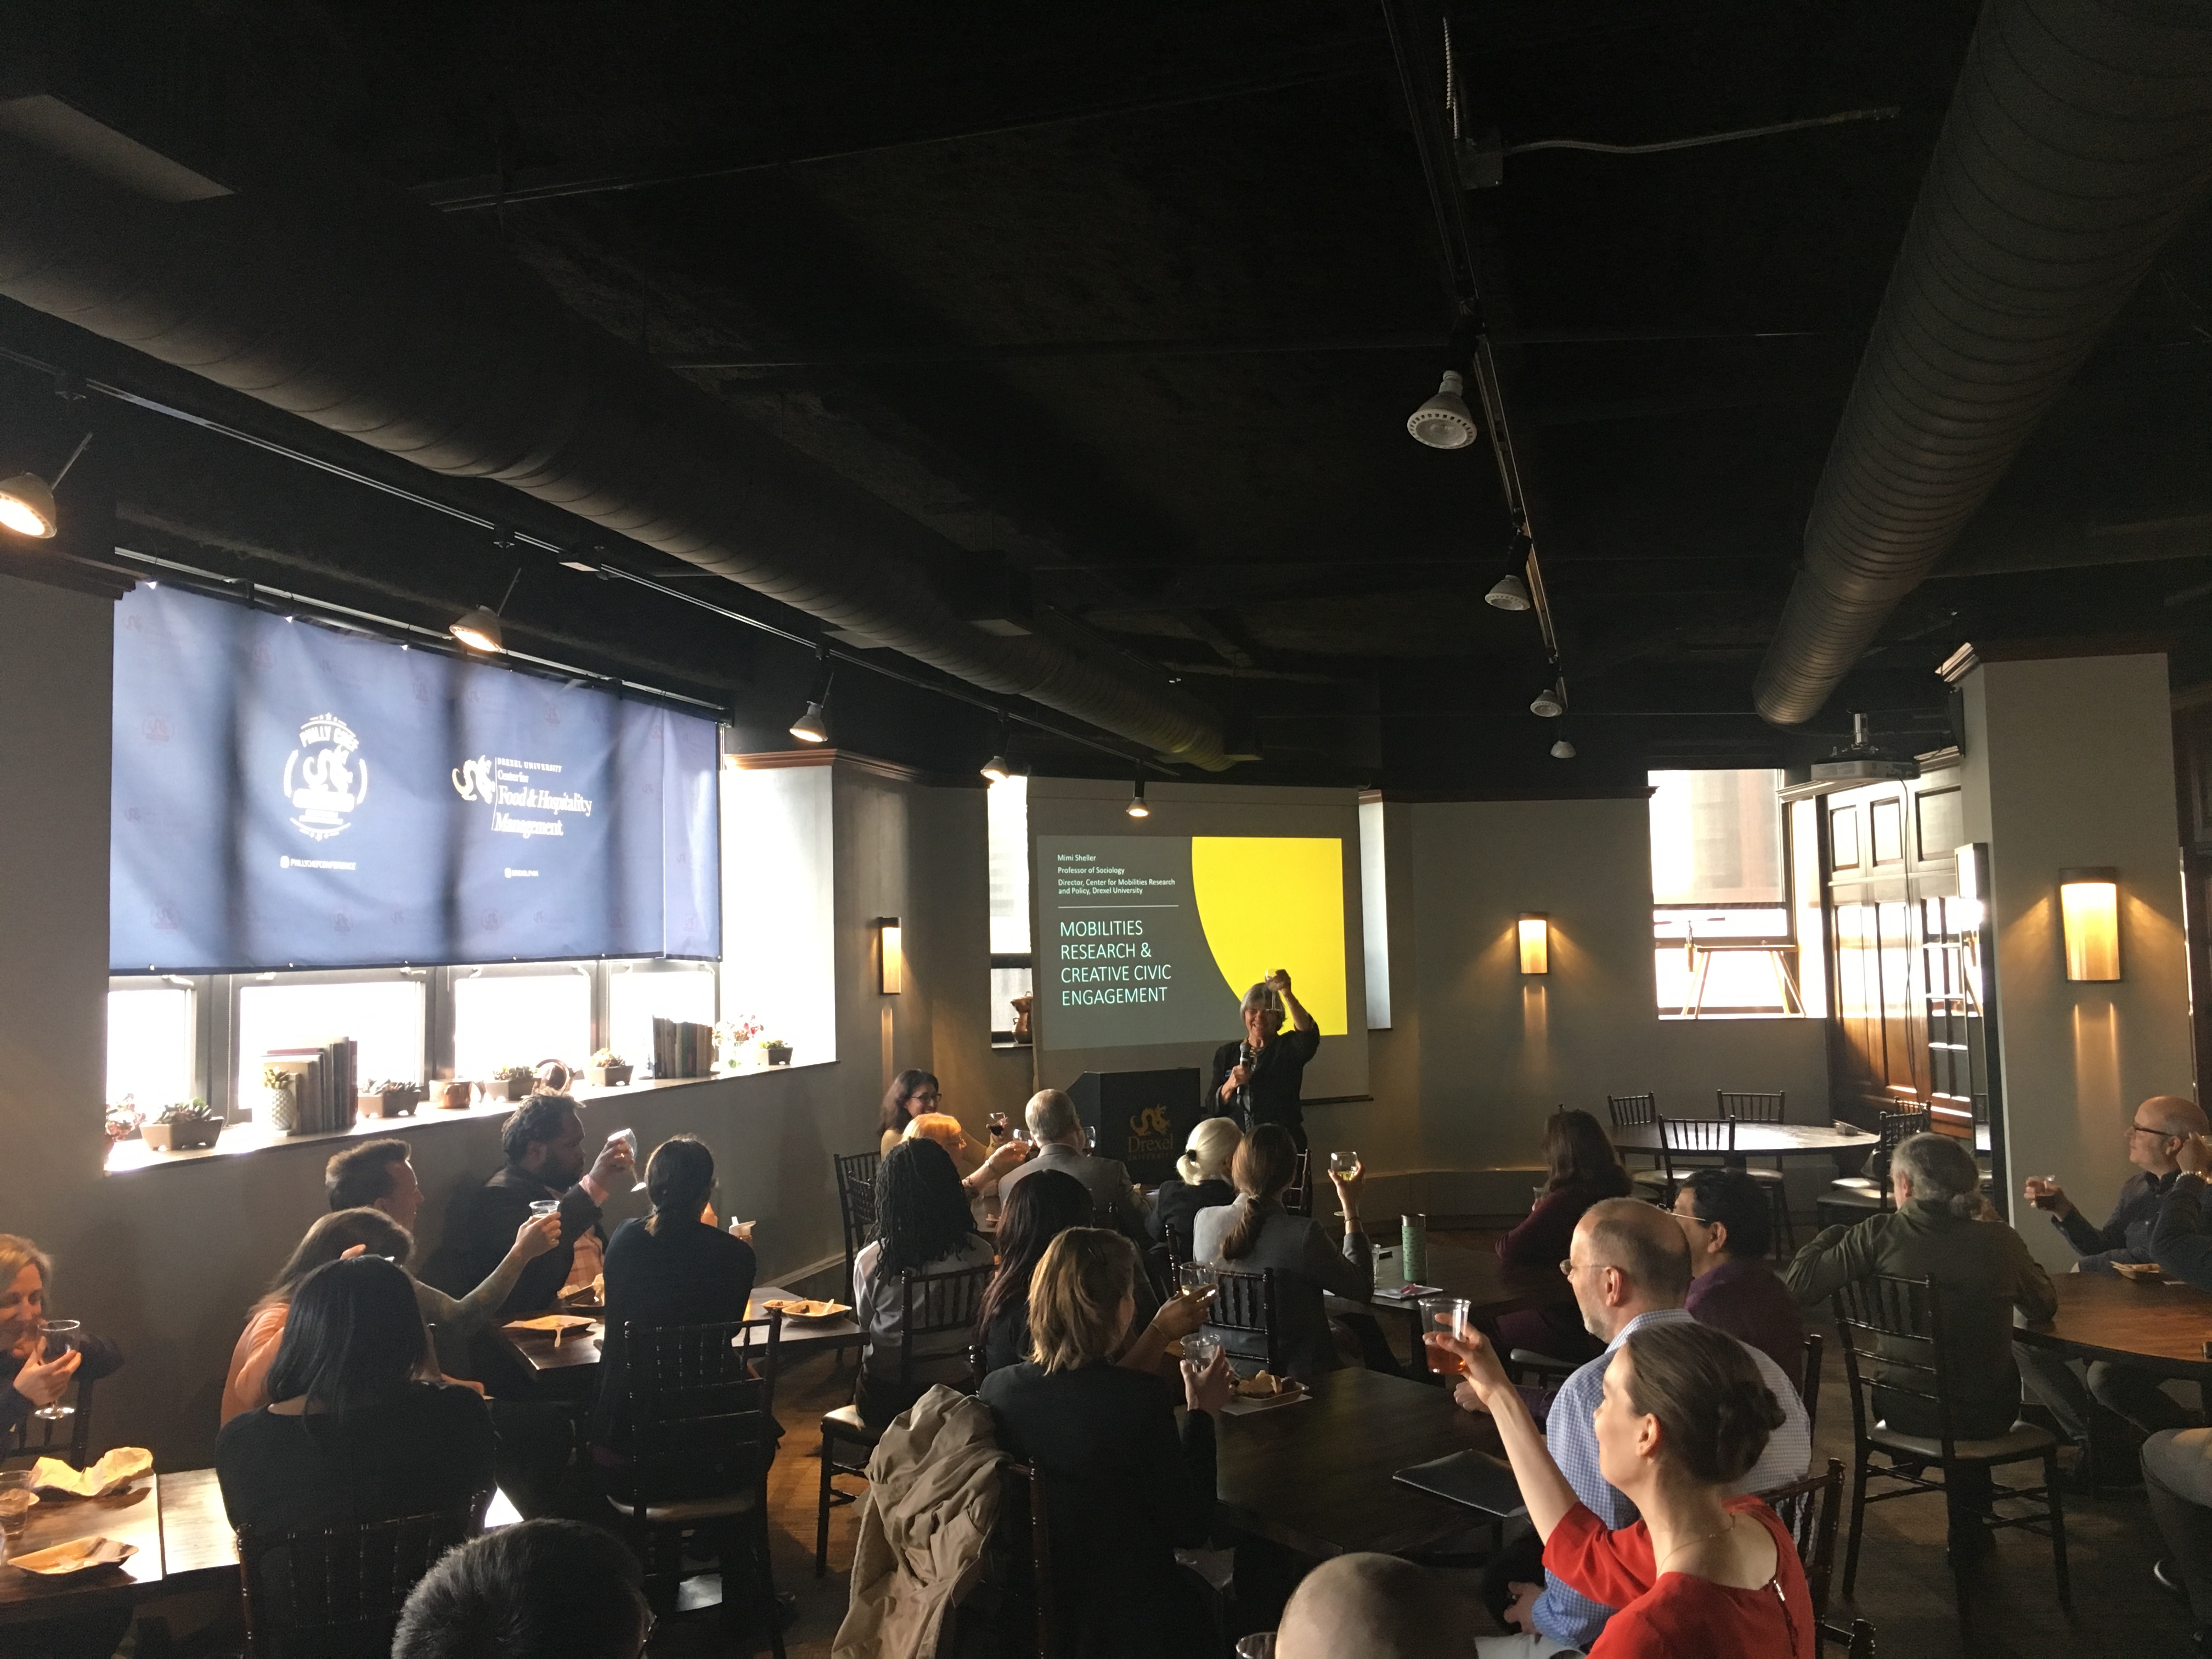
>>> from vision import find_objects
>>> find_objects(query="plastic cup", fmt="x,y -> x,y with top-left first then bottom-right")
1420,1295 -> 1472,1377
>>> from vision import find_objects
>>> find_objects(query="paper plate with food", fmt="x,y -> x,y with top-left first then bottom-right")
759,1298 -> 852,1322
30,1448 -> 152,1498
7,1536 -> 137,1575
1220,1370 -> 1310,1414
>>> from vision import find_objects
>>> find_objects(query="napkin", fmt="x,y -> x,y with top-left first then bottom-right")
29,1447 -> 151,1497
6,1535 -> 138,1573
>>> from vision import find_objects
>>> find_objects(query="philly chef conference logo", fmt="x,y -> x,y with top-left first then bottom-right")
283,714 -> 368,841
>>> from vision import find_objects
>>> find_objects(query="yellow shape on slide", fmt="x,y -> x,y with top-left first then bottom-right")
1189,837 -> 1347,1034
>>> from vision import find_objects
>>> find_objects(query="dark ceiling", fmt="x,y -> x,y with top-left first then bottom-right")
7,0 -> 2212,789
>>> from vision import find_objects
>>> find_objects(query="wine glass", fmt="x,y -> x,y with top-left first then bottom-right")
1328,1150 -> 1361,1180
613,1127 -> 648,1193
986,1111 -> 1010,1141
32,1321 -> 81,1421
1176,1261 -> 1218,1299
1084,1124 -> 1099,1153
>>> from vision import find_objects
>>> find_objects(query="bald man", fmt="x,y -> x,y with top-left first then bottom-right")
2017,1094 -> 2209,1458
1278,1553 -> 1474,1659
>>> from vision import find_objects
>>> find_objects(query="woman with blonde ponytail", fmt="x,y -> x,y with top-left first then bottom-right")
1190,1124 -> 1371,1381
1149,1118 -> 1243,1261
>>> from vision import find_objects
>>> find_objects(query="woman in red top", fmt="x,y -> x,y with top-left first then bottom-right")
1435,1316 -> 1815,1658
1491,1110 -> 1635,1367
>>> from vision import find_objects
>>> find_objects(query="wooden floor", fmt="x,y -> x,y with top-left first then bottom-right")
652,1237 -> 2196,1659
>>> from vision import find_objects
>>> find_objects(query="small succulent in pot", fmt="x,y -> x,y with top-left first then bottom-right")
143,1098 -> 222,1152
493,1063 -> 534,1101
587,1047 -> 633,1088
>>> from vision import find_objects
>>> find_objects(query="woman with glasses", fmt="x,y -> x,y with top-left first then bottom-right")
591,1135 -> 757,1456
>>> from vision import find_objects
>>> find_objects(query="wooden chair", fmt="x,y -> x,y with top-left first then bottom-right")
603,1313 -> 786,1657
1282,1150 -> 1313,1217
1816,1110 -> 1931,1228
1718,1090 -> 1796,1249
1831,1276 -> 2067,1638
1205,1267 -> 1282,1376
1822,1617 -> 1878,1656
816,1262 -> 995,1577
980,1461 -> 1057,1659
1759,1457 -> 1844,1621
2,1369 -> 96,1469
1607,1093 -> 1671,1196
1800,1329 -> 1824,1440
833,1150 -> 881,1301
1655,1117 -> 1734,1200
237,1492 -> 488,1658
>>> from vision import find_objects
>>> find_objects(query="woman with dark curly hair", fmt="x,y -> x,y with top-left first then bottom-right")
851,1138 -> 996,1426
878,1069 -> 941,1156
1437,1317 -> 1814,1658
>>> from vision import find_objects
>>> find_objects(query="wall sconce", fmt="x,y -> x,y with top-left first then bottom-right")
2057,868 -> 2119,981
876,917 -> 904,994
1518,913 -> 1550,975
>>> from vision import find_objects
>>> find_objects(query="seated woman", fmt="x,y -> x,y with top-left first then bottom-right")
216,1254 -> 496,1536
980,1228 -> 1234,1659
851,1138 -> 998,1427
222,1206 -> 557,1424
592,1134 -> 757,1453
1149,1118 -> 1242,1263
879,1069 -> 940,1157
0,1234 -> 124,1441
1439,1317 -> 1813,1657
1673,1167 -> 1805,1390
1192,1124 -> 1370,1382
975,1169 -> 1094,1375
1492,1109 -> 1636,1368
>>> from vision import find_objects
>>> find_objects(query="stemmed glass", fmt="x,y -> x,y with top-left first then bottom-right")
986,1112 -> 1011,1142
1176,1262 -> 1218,1298
1084,1124 -> 1099,1153
1327,1150 -> 1361,1180
32,1321 -> 80,1421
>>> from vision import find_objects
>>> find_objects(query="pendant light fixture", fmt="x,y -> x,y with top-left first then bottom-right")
449,567 -> 522,654
1407,370 -> 1480,449
980,716 -> 1014,782
1550,737 -> 1576,760
1485,529 -> 1535,612
0,431 -> 93,540
1126,774 -> 1150,819
1530,682 -> 1565,718
789,649 -> 834,744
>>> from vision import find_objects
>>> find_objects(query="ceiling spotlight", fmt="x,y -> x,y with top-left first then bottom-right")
448,605 -> 505,652
0,432 -> 94,540
1550,737 -> 1576,760
1407,371 -> 1479,450
1126,775 -> 1150,819
1530,684 -> 1565,719
980,751 -> 1012,782
789,648 -> 834,744
1485,573 -> 1531,611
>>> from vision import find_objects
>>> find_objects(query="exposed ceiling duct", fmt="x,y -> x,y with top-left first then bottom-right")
1753,0 -> 2212,727
0,128 -> 1231,768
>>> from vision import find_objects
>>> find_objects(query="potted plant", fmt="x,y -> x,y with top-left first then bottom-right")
358,1080 -> 422,1119
493,1064 -> 534,1102
104,1101 -> 142,1144
761,1036 -> 792,1068
262,1064 -> 300,1133
587,1047 -> 633,1088
715,1016 -> 763,1072
141,1099 -> 222,1153
436,1077 -> 475,1111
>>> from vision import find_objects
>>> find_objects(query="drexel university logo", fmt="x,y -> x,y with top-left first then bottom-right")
283,714 -> 367,841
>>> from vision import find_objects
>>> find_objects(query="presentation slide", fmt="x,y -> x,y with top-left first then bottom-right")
1037,834 -> 1347,1049
110,584 -> 720,973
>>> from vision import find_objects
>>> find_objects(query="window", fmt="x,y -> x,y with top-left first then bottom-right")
1649,769 -> 1801,1018
236,974 -> 426,1107
719,757 -> 836,1066
452,968 -> 591,1082
608,961 -> 719,1073
106,981 -> 195,1110
988,774 -> 1034,1042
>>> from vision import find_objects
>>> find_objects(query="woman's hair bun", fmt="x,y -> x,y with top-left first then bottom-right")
1622,1320 -> 1785,1486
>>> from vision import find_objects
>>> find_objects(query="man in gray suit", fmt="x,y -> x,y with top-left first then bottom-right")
996,1088 -> 1152,1242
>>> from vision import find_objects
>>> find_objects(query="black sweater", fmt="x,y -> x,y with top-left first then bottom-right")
420,1164 -> 603,1319
980,1361 -> 1216,1658
592,1215 -> 758,1448
215,1383 -> 495,1535
1148,1177 -> 1235,1262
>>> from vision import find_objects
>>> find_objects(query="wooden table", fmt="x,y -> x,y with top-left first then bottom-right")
0,1474 -> 163,1622
497,1284 -> 864,1376
1608,1120 -> 1878,1170
2015,1270 -> 2212,1382
1214,1366 -> 1506,1559
1330,1238 -> 1566,1377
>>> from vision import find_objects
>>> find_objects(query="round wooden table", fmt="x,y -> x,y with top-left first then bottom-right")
1607,1120 -> 1878,1170
2014,1269 -> 2212,1382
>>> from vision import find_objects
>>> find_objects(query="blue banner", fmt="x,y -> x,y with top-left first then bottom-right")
111,584 -> 720,972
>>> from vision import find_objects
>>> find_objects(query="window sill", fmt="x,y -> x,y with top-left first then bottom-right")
1656,1012 -> 1809,1022
103,1060 -> 833,1175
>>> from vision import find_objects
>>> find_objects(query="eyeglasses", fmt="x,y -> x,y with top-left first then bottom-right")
2127,1123 -> 2172,1139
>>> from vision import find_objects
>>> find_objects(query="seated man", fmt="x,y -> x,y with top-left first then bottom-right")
2017,1094 -> 2208,1450
1460,1198 -> 1810,1656
1672,1167 -> 1807,1391
326,1137 -> 423,1226
994,1088 -> 1150,1241
1787,1132 -> 2055,1557
393,1517 -> 650,1659
1277,1552 -> 1475,1659
420,1094 -> 633,1319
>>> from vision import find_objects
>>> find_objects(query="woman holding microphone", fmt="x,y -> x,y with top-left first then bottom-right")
1209,968 -> 1319,1151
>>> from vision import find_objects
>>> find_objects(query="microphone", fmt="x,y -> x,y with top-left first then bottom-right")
1237,1041 -> 1255,1124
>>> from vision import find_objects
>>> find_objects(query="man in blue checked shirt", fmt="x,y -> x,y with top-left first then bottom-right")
1460,1197 -> 1811,1656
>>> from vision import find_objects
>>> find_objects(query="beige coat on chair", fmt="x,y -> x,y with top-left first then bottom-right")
832,1384 -> 1005,1659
